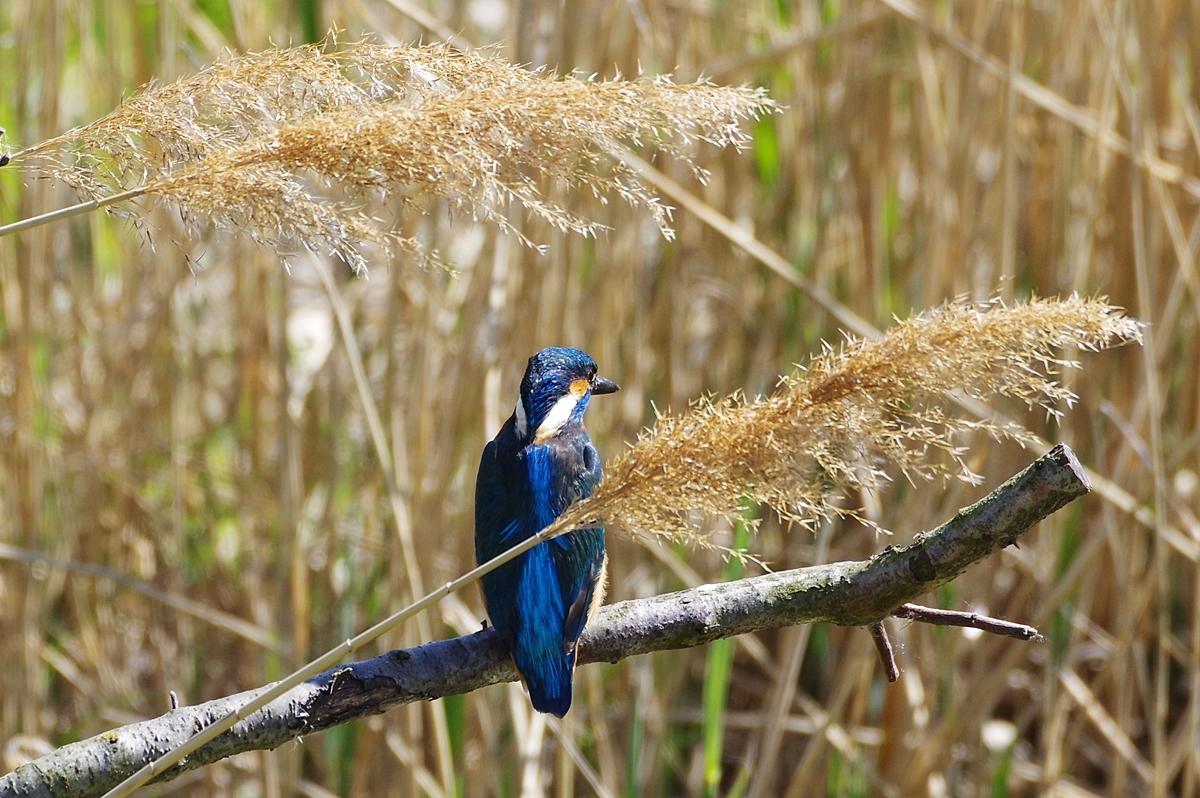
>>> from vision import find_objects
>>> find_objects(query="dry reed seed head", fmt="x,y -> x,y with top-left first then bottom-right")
148,161 -> 386,274
28,42 -> 512,171
337,42 -> 546,96
238,78 -> 771,239
554,297 -> 1141,548
27,46 -> 374,191
16,39 -> 774,269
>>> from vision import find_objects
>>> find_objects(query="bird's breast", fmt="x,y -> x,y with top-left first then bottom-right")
520,428 -> 600,527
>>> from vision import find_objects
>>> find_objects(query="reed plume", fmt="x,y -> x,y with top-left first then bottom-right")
559,296 -> 1141,545
12,40 -> 775,272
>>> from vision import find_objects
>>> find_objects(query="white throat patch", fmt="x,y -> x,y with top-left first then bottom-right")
514,398 -> 528,439
533,392 -> 581,444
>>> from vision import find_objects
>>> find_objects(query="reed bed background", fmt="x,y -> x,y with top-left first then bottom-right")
0,2 -> 1195,797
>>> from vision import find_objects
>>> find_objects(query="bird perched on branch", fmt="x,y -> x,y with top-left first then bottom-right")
475,347 -> 619,717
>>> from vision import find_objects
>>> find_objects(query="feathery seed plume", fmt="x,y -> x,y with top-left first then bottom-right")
555,296 -> 1141,546
16,40 -> 776,272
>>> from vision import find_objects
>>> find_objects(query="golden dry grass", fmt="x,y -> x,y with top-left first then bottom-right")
1,2 -> 1197,798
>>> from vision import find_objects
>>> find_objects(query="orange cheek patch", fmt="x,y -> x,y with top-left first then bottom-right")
570,378 -> 589,397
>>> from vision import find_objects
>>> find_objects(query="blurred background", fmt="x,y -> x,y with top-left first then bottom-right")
0,1 -> 1196,796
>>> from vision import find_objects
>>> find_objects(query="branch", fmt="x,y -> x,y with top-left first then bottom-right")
0,444 -> 1088,798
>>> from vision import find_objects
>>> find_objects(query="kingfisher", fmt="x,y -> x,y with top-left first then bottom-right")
474,347 -> 619,717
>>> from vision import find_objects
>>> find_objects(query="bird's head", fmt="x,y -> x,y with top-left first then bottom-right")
514,347 -> 619,444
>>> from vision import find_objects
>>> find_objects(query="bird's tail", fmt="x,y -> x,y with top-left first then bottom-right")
514,645 -> 576,718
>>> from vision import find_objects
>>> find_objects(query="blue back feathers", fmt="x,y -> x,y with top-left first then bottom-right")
474,347 -> 618,717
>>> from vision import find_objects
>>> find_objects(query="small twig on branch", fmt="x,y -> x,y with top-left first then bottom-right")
0,444 -> 1089,798
892,603 -> 1044,641
869,604 -> 1043,680
869,621 -> 900,683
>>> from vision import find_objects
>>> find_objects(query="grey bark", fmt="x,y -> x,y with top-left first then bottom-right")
0,443 -> 1089,798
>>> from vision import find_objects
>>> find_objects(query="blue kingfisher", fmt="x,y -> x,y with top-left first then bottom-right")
474,347 -> 619,717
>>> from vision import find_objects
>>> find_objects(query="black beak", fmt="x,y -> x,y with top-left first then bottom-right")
592,375 -> 620,395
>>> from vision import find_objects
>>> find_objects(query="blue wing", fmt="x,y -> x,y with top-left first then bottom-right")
474,417 -> 606,717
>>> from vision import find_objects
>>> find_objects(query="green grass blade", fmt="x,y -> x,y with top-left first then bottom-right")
701,519 -> 750,798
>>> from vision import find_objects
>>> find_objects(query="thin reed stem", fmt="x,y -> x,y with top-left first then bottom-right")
0,188 -> 148,237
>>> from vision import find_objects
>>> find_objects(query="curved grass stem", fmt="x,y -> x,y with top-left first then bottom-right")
313,259 -> 457,797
